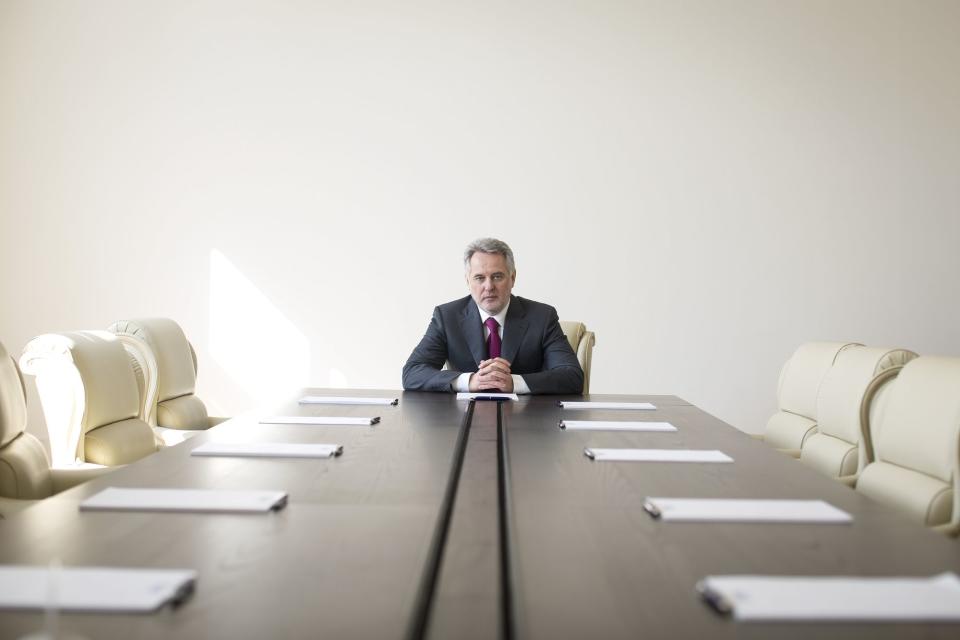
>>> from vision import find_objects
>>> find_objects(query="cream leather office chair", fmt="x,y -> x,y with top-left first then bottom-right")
559,321 -> 595,394
108,318 -> 225,440
855,356 -> 960,536
799,346 -> 916,485
1,339 -> 110,519
19,331 -> 159,467
761,341 -> 861,457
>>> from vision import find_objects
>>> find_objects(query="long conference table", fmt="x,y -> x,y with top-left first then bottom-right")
2,391 -> 959,639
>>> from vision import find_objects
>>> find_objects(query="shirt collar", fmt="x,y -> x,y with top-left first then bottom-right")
477,299 -> 510,328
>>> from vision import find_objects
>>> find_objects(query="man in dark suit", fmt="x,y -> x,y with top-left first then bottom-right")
402,238 -> 583,395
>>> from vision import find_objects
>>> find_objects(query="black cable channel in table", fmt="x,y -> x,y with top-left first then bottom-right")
406,399 -> 476,640
497,401 -> 521,640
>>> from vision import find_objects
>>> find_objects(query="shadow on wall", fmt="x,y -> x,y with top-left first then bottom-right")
208,249 -> 312,408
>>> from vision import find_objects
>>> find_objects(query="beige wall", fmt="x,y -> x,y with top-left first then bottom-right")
2,0 -> 958,447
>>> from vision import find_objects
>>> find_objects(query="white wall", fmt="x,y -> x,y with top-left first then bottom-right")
2,0 -> 958,447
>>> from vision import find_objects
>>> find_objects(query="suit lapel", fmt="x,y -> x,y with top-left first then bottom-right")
459,300 -> 487,366
501,296 -> 528,365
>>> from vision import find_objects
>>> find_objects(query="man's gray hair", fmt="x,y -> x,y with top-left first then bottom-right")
464,238 -> 516,275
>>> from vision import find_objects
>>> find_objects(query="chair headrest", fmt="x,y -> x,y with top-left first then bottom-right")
21,331 -> 141,434
0,340 -> 28,448
872,356 -> 960,483
816,346 -> 917,442
778,341 -> 861,418
109,318 -> 197,402
559,321 -> 586,351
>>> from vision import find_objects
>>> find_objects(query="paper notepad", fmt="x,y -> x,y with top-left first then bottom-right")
80,487 -> 288,513
559,401 -> 656,411
457,392 -> 519,401
191,442 -> 343,459
300,395 -> 397,406
697,573 -> 960,621
0,566 -> 197,613
560,420 -> 676,432
643,498 -> 852,523
584,448 -> 733,463
259,416 -> 379,425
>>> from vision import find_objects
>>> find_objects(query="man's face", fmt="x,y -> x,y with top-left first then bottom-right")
466,252 -> 516,315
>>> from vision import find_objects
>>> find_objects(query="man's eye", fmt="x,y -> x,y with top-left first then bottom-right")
491,274 -> 504,282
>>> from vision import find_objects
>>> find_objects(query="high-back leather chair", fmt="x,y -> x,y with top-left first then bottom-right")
856,356 -> 960,536
108,318 -> 224,432
559,321 -> 596,394
1,339 -> 110,518
19,331 -> 158,467
800,346 -> 916,484
761,341 -> 861,457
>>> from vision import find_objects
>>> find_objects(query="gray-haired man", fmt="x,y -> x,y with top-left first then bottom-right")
402,238 -> 583,394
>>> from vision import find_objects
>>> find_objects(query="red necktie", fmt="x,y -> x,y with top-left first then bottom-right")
485,317 -> 501,359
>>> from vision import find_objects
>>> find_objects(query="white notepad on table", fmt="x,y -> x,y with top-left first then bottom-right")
0,566 -> 197,613
456,392 -> 519,401
584,448 -> 733,463
643,498 -> 852,523
697,572 -> 960,621
560,420 -> 676,432
191,442 -> 343,459
260,416 -> 379,426
559,401 -> 656,411
80,487 -> 288,513
299,395 -> 398,406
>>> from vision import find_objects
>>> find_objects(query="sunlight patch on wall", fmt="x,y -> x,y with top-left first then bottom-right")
209,249 -> 309,407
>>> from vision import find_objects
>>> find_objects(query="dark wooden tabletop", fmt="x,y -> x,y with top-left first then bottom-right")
503,394 -> 960,640
0,390 -> 464,639
1,390 -> 958,639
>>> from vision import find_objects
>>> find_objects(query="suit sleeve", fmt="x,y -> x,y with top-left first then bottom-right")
402,307 -> 462,392
520,307 -> 584,395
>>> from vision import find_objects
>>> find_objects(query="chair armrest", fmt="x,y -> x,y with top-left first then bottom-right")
50,465 -> 115,494
933,522 -> 960,538
776,447 -> 801,459
838,474 -> 857,488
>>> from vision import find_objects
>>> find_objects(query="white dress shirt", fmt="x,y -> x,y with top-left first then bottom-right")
454,301 -> 531,394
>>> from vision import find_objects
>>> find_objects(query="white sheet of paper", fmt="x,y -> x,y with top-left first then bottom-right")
0,566 -> 197,613
559,401 -> 656,410
299,395 -> 397,406
698,573 -> 960,622
585,448 -> 733,463
80,487 -> 288,513
191,442 -> 342,459
644,498 -> 852,523
560,420 -> 677,432
456,393 -> 519,401
260,416 -> 379,425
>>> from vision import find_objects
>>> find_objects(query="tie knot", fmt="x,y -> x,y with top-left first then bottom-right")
485,317 -> 500,331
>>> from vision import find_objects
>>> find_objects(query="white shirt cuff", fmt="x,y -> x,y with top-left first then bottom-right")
454,372 -> 472,392
512,375 -> 530,395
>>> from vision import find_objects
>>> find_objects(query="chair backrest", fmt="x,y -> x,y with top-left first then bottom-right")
109,318 -> 210,429
19,331 -> 157,466
856,356 -> 960,532
559,321 -> 595,394
763,341 -> 862,452
800,346 -> 916,480
1,339 -> 55,500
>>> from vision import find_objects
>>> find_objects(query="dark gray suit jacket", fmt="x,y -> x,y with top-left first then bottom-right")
402,295 -> 584,394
